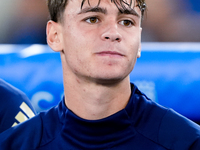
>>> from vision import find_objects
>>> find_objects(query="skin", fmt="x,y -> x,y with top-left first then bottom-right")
47,0 -> 142,120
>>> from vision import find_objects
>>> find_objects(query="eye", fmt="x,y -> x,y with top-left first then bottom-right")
119,20 -> 134,27
85,17 -> 99,24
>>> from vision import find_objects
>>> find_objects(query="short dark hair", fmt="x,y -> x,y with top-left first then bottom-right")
47,0 -> 146,22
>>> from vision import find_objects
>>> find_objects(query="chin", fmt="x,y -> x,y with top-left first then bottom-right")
94,73 -> 128,85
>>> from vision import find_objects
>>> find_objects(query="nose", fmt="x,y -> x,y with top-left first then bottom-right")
101,24 -> 122,42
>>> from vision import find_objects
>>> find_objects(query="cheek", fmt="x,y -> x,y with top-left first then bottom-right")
128,37 -> 140,53
64,24 -> 97,50
126,39 -> 140,65
63,40 -> 91,70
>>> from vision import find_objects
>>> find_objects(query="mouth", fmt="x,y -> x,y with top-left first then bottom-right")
95,51 -> 125,57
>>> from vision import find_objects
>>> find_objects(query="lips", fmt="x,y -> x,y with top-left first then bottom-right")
96,51 -> 125,57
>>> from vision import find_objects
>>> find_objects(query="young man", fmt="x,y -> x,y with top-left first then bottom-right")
0,0 -> 200,149
0,79 -> 36,133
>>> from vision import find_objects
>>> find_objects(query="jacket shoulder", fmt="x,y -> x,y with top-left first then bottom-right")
158,109 -> 200,149
132,85 -> 200,149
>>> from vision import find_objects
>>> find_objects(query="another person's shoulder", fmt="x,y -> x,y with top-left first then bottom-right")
0,79 -> 36,133
0,79 -> 23,95
0,79 -> 35,110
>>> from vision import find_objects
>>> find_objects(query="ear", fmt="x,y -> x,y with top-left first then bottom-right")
137,27 -> 142,58
46,20 -> 63,52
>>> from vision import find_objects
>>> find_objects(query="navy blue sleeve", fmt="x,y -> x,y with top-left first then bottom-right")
158,108 -> 200,149
0,79 -> 36,133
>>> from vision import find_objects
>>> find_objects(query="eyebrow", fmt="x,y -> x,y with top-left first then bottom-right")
118,8 -> 140,18
78,6 -> 140,18
78,7 -> 107,15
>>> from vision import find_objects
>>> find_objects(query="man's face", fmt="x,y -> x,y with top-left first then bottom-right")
57,0 -> 142,83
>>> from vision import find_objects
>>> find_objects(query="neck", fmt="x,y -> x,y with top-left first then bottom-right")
63,76 -> 131,120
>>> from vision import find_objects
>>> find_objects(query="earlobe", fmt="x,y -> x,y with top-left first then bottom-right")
137,27 -> 142,58
137,48 -> 141,58
46,20 -> 63,52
